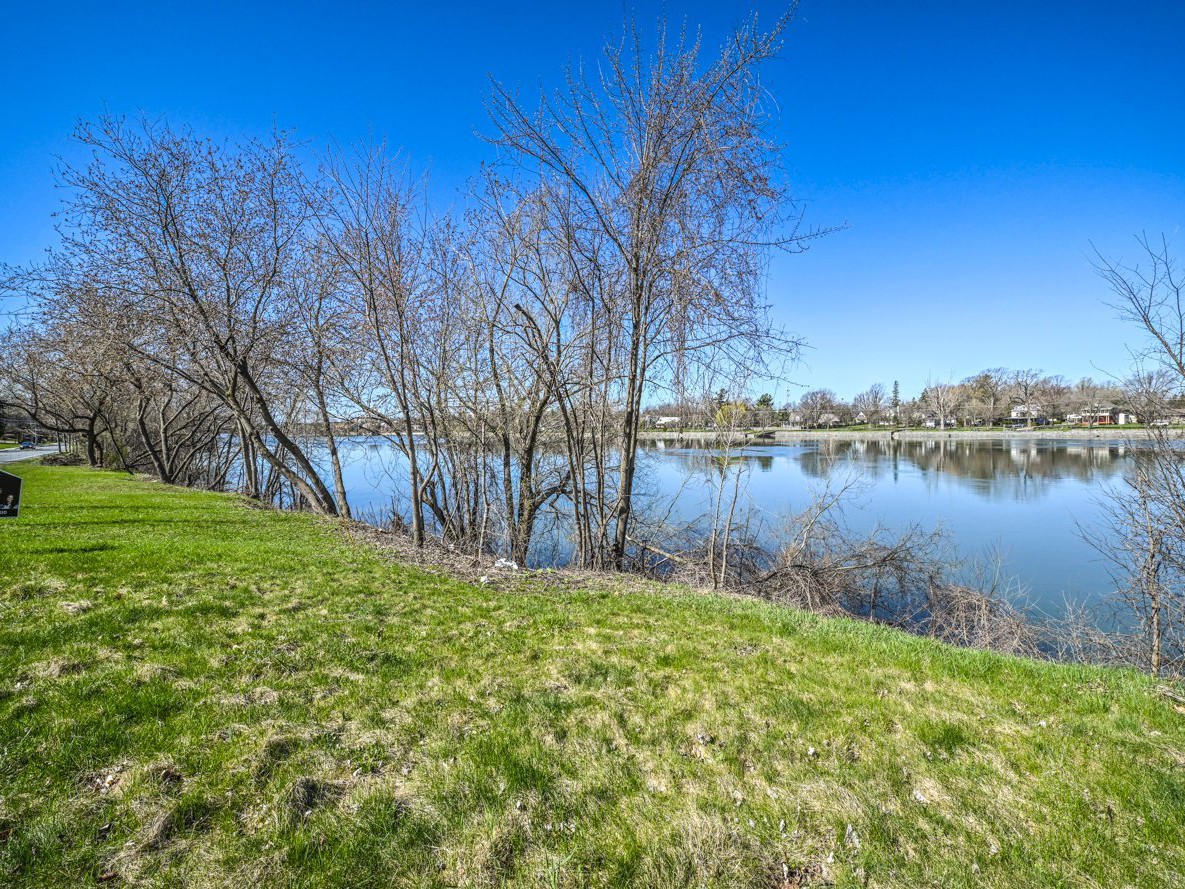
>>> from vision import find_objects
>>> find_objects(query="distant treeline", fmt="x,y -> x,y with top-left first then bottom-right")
645,369 -> 1185,430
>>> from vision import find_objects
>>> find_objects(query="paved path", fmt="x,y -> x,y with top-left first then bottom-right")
0,445 -> 52,466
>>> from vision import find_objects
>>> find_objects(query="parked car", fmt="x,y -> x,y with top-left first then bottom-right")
19,441 -> 36,450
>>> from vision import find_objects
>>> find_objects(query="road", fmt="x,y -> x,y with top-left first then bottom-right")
0,445 -> 52,466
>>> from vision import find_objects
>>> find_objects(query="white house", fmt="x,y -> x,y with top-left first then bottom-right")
1065,405 -> 1137,426
1010,403 -> 1047,421
644,415 -> 684,428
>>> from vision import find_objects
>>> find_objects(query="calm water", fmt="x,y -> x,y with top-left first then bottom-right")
330,436 -> 1133,615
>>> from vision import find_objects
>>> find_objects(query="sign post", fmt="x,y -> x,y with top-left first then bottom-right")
0,471 -> 22,519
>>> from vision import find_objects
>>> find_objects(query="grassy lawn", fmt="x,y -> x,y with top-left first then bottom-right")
1,465 -> 1184,887
0,443 -> 17,450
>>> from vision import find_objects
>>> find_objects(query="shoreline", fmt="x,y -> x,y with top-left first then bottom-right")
638,427 -> 1165,443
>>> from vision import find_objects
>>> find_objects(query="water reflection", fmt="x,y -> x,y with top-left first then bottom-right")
649,437 -> 1128,501
637,436 -> 1139,610
328,435 -> 1135,611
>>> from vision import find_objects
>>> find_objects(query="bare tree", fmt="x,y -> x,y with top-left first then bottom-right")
1008,368 -> 1048,427
1123,367 -> 1176,425
852,383 -> 887,425
283,240 -> 354,517
921,379 -> 962,430
1090,457 -> 1183,675
1098,234 -> 1185,380
315,143 -> 434,537
1093,235 -> 1185,675
1,307 -> 235,484
1043,375 -> 1070,421
1071,376 -> 1108,426
486,11 -> 820,567
798,388 -> 839,428
963,368 -> 1009,426
23,116 -> 342,512
0,320 -> 118,465
458,178 -> 572,564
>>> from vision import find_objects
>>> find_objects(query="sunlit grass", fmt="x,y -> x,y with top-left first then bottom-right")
1,463 -> 1183,887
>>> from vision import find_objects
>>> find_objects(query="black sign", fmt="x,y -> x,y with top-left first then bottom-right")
0,471 -> 21,518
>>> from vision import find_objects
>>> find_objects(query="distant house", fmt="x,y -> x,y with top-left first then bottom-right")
1065,405 -> 1136,426
1010,403 -> 1048,422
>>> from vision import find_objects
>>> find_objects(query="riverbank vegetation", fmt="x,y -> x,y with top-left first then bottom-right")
3,461 -> 1185,887
644,370 -> 1182,432
1087,236 -> 1185,679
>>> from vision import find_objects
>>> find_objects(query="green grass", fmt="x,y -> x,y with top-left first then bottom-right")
2,464 -> 1184,887
0,442 -> 17,450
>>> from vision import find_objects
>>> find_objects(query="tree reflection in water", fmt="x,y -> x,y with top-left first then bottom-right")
651,437 -> 1129,501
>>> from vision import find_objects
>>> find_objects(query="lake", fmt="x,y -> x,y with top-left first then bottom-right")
329,435 -> 1134,616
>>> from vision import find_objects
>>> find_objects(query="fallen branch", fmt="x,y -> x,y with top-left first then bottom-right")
1157,685 -> 1185,706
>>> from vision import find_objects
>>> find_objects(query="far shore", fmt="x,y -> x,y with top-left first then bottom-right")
639,426 -> 1169,443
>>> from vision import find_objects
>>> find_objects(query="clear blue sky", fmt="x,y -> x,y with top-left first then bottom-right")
2,0 -> 1182,401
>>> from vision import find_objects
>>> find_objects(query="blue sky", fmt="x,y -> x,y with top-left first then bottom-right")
2,0 -> 1182,401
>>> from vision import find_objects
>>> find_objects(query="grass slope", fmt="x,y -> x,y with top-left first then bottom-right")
1,464 -> 1183,888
